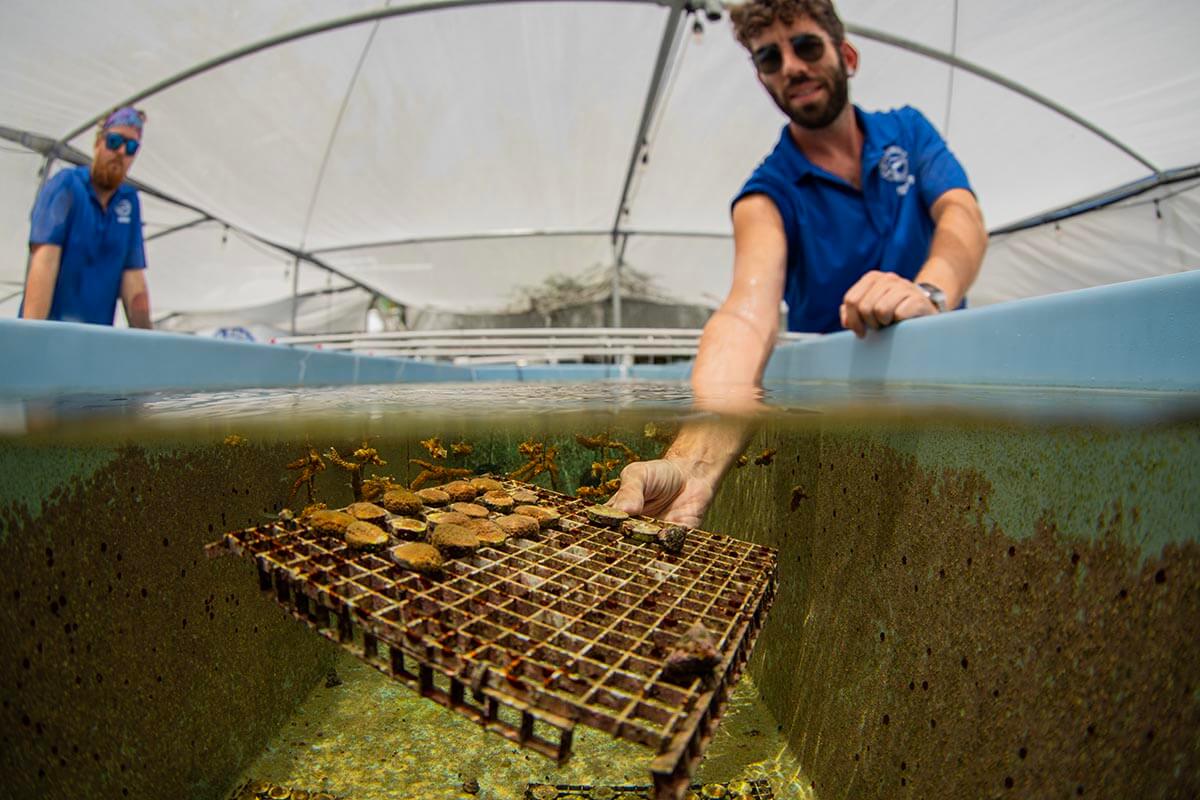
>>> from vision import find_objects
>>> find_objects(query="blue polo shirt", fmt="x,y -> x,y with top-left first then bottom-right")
21,165 -> 147,325
735,105 -> 972,333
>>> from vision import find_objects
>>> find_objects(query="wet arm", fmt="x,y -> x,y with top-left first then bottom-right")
609,196 -> 788,525
22,244 -> 61,319
671,194 -> 788,483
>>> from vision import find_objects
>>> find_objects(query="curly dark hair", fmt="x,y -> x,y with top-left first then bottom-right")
728,0 -> 845,50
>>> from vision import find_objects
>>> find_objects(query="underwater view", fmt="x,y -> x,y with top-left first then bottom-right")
1,381 -> 1198,799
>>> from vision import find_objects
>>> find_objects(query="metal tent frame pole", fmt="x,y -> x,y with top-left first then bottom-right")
607,0 -> 688,331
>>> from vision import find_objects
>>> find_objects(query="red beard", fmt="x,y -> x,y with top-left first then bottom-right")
91,157 -> 126,192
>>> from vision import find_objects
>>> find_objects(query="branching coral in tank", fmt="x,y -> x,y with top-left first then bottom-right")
409,434 -> 475,488
510,438 -> 561,490
575,431 -> 641,500
577,478 -> 622,500
285,446 -> 326,505
408,459 -> 473,490
419,436 -> 448,460
327,440 -> 387,502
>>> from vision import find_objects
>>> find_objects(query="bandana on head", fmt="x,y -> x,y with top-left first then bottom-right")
102,106 -> 145,132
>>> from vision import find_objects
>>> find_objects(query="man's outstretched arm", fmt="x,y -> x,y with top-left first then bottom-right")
608,194 -> 787,526
841,188 -> 987,337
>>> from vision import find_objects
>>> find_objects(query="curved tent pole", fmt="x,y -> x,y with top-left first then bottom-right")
846,23 -> 1160,175
55,0 -> 674,147
0,124 -> 399,310
52,0 -> 1158,179
144,216 -> 212,243
293,13 -> 390,336
607,0 -> 688,328
47,0 -> 676,325
309,227 -> 733,254
991,164 -> 1200,236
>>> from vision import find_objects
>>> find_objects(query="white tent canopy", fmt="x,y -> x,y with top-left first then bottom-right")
2,0 -> 1198,331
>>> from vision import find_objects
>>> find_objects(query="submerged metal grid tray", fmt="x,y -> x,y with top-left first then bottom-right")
229,779 -> 344,799
209,480 -> 776,800
525,778 -> 774,799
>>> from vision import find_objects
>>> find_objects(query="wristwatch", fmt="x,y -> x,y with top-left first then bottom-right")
917,282 -> 947,312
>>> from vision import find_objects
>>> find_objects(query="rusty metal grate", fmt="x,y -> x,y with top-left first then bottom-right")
208,481 -> 776,800
525,778 -> 774,799
228,778 -> 345,799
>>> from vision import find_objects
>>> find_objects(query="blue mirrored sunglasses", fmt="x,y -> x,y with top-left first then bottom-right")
104,132 -> 140,156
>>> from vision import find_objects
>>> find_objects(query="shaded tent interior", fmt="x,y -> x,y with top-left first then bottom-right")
1,0 -> 1197,337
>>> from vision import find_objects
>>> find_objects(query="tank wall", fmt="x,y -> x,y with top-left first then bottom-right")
0,441 -> 347,799
708,419 -> 1200,798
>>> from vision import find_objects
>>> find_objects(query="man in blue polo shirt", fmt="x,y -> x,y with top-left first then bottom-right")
19,106 -> 153,328
609,0 -> 987,526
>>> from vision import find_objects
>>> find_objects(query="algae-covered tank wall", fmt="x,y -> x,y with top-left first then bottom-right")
0,439 -> 345,798
709,417 -> 1200,799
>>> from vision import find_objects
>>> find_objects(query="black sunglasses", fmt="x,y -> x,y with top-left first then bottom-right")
752,33 -> 826,75
104,132 -> 140,156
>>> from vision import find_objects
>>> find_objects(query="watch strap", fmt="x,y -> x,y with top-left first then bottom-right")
917,282 -> 947,312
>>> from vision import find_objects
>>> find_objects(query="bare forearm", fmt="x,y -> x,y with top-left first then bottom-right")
692,305 -> 778,390
916,198 -> 987,309
124,294 -> 152,329
22,247 -> 61,319
664,412 -> 757,487
121,271 -> 153,329
672,309 -> 774,485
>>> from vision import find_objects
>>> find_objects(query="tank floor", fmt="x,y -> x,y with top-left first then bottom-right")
234,648 -> 810,799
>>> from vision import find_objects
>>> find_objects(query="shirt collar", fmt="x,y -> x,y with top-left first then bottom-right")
774,105 -> 901,181
857,105 -> 901,170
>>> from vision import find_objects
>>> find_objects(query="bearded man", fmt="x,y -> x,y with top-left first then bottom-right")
609,0 -> 988,527
20,106 -> 152,328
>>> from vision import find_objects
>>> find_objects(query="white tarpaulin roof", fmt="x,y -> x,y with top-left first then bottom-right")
2,0 -> 1198,330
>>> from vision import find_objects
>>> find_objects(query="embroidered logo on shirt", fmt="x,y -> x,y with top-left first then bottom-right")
879,145 -> 916,196
114,198 -> 133,224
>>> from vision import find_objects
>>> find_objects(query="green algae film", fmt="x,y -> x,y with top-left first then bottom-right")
234,652 -> 810,800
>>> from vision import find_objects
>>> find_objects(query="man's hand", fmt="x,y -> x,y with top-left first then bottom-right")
607,459 -> 716,530
839,270 -> 937,338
